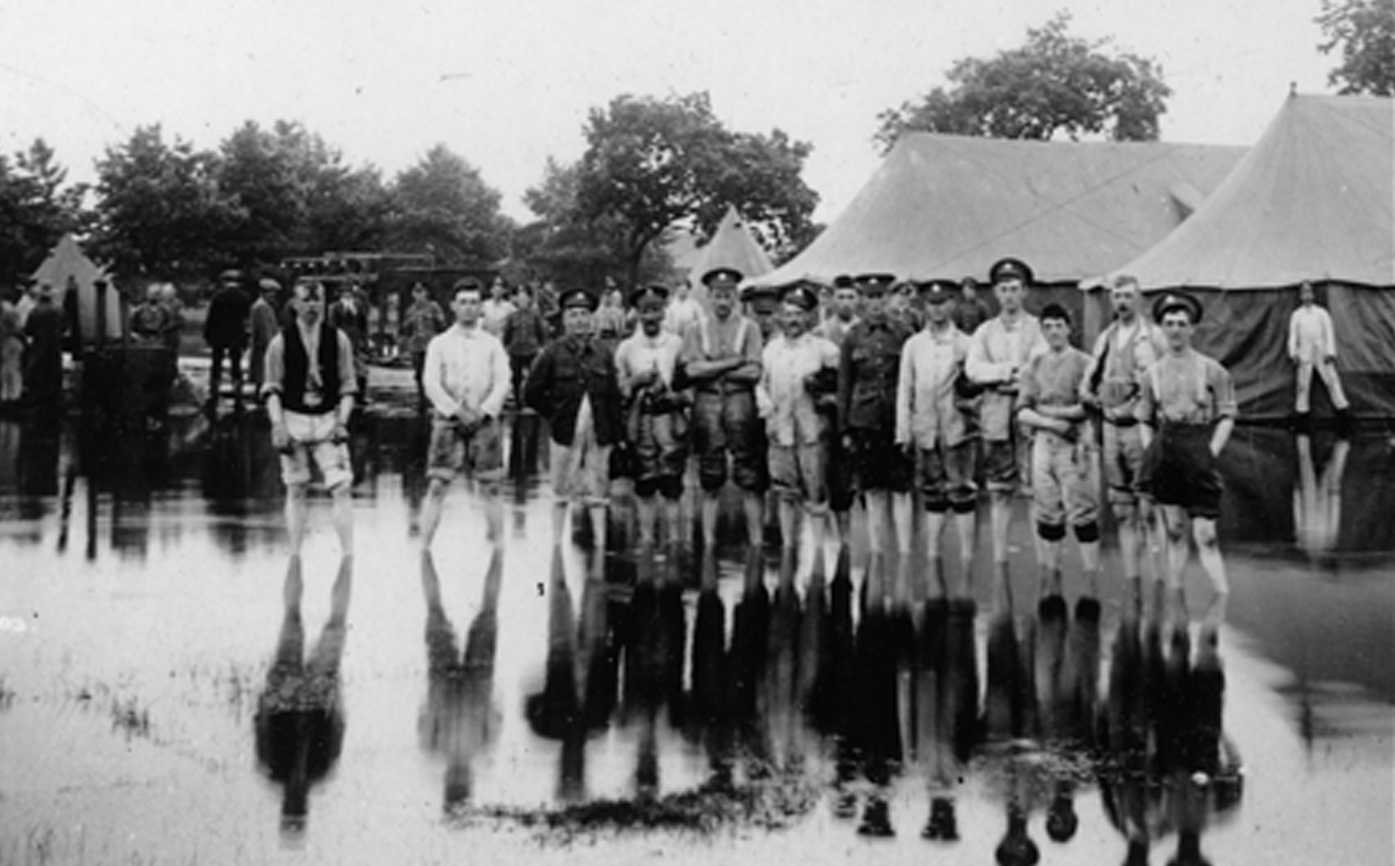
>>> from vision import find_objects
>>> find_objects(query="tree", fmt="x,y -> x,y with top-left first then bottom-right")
568,92 -> 817,287
1317,0 -> 1395,96
874,13 -> 1172,152
90,125 -> 235,280
387,144 -> 511,264
0,139 -> 90,285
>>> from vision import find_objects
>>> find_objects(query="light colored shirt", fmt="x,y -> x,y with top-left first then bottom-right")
615,329 -> 683,394
664,296 -> 705,338
1288,304 -> 1337,363
481,299 -> 516,338
967,312 -> 1047,440
680,313 -> 762,369
757,331 -> 839,446
422,324 -> 511,419
896,324 -> 972,449
1019,346 -> 1093,442
1138,350 -> 1238,426
816,315 -> 860,348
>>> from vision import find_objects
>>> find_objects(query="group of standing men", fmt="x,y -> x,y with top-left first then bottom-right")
270,256 -> 1241,629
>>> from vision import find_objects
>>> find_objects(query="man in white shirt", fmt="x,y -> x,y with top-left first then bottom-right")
480,277 -> 517,339
663,277 -> 705,338
419,280 -> 512,548
615,284 -> 689,548
757,284 -> 840,581
967,257 -> 1047,591
896,281 -> 977,601
1288,281 -> 1350,421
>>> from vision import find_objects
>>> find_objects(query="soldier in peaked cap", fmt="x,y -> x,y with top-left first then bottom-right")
967,257 -> 1048,602
756,282 -> 841,576
525,285 -> 624,550
817,276 -> 860,348
742,281 -> 783,344
1136,289 -> 1236,631
832,271 -> 914,592
954,276 -> 993,335
616,283 -> 690,547
896,278 -> 977,601
682,267 -> 766,553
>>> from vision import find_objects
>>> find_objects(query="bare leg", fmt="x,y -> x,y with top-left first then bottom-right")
924,509 -> 947,598
953,511 -> 976,600
743,491 -> 764,552
285,484 -> 309,555
1161,504 -> 1191,624
636,494 -> 658,549
990,491 -> 1012,567
330,483 -> 353,555
1192,517 -> 1229,627
662,497 -> 682,549
481,483 -> 503,544
418,477 -> 449,548
700,492 -> 720,549
1079,537 -> 1101,599
551,500 -> 569,547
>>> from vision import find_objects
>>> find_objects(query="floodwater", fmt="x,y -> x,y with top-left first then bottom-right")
1,388 -> 1392,866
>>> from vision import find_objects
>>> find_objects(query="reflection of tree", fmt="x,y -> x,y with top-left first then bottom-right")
254,555 -> 353,838
1099,616 -> 1243,865
418,547 -> 503,812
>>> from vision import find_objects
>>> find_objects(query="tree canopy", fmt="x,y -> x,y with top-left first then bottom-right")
1317,0 -> 1395,96
874,13 -> 1172,152
387,144 -> 513,264
534,92 -> 817,288
0,139 -> 89,285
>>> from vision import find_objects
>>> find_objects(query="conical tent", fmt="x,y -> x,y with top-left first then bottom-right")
685,206 -> 774,307
748,134 -> 1243,289
1100,94 -> 1395,419
30,233 -> 121,344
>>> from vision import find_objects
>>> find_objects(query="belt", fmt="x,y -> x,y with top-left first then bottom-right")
1103,416 -> 1139,428
695,382 -> 753,396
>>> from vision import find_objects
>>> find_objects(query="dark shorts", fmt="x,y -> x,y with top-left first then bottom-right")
1138,424 -> 1223,520
629,409 -> 689,500
918,439 -> 978,513
848,428 -> 913,494
982,438 -> 1019,493
427,416 -> 504,483
692,389 -> 765,493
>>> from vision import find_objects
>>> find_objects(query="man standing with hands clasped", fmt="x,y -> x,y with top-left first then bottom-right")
262,279 -> 358,556
1136,292 -> 1236,631
418,280 -> 511,548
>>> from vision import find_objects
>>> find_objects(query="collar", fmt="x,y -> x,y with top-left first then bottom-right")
453,322 -> 482,338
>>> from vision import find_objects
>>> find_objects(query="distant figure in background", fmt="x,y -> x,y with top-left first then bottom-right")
23,283 -> 66,412
815,274 -> 860,347
129,284 -> 171,343
158,284 -> 184,355
400,281 -> 447,411
1288,280 -> 1350,423
249,278 -> 282,397
0,292 -> 24,404
593,288 -> 628,345
953,277 -> 992,336
329,281 -> 370,403
204,269 -> 252,411
262,279 -> 358,556
481,277 -> 516,338
502,284 -> 549,409
663,278 -> 704,338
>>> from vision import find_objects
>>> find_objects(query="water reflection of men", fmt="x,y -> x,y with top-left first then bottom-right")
254,555 -> 353,838
1137,293 -> 1236,629
0,292 -> 24,405
1081,274 -> 1167,615
615,285 -> 690,549
418,547 -> 503,812
913,596 -> 979,842
1293,433 -> 1350,557
417,280 -> 510,548
262,279 -> 357,556
1288,281 -> 1350,423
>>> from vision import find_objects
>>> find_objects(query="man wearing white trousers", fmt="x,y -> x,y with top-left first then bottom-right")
1288,281 -> 1350,421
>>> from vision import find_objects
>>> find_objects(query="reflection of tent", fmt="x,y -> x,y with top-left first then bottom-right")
684,207 -> 774,308
1099,95 -> 1395,420
29,233 -> 121,344
748,133 -> 1243,307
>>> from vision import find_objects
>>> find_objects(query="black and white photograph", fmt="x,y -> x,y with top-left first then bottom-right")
1,1 -> 1392,863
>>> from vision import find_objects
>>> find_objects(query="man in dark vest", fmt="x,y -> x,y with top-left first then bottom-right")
261,279 -> 358,556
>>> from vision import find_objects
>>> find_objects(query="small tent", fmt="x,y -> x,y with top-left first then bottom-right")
684,206 -> 775,309
29,233 -> 122,345
1098,94 -> 1394,420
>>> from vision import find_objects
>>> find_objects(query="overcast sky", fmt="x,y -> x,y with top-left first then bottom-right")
1,0 -> 1336,223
